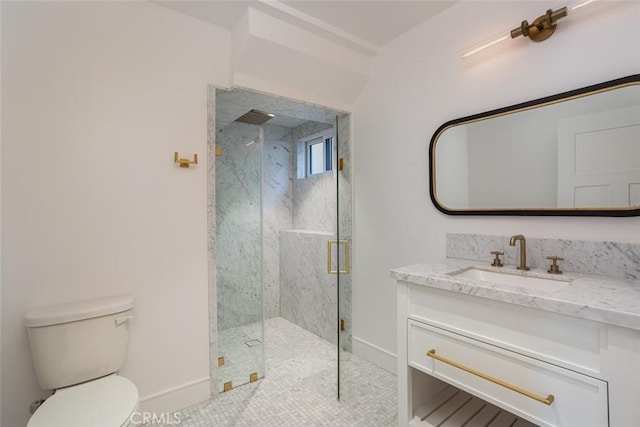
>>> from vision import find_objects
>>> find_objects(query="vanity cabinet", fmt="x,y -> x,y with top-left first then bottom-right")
397,281 -> 640,427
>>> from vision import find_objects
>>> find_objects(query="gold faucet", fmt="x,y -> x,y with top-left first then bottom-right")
509,234 -> 530,270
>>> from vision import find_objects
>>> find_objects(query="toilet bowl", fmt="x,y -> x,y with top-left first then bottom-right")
27,374 -> 138,427
25,295 -> 138,427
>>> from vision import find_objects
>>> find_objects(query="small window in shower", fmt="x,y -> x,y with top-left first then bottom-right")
300,131 -> 333,178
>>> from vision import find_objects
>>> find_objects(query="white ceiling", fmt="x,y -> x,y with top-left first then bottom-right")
153,1 -> 455,49
281,1 -> 454,46
152,1 -> 250,31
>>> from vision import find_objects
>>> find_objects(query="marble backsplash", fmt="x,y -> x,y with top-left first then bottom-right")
447,233 -> 640,281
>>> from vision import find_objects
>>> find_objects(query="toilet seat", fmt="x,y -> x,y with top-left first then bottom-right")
27,374 -> 138,427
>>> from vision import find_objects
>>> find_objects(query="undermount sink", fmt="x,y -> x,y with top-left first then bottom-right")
450,267 -> 572,292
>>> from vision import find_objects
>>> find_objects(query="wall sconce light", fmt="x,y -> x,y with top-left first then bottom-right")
460,0 -> 597,59
510,7 -> 567,42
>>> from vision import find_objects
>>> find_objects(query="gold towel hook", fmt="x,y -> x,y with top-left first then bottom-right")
174,152 -> 198,168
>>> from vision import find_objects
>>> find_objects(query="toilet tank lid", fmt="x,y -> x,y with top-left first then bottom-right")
25,295 -> 134,327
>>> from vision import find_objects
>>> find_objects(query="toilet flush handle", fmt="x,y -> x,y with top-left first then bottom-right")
115,315 -> 134,326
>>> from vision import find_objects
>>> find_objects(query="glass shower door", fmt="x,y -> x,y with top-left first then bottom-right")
335,113 -> 353,400
215,122 -> 264,393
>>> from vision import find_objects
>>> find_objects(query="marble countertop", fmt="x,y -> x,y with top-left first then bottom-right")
391,259 -> 640,331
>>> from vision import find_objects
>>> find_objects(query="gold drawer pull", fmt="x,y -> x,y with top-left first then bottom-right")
427,349 -> 555,406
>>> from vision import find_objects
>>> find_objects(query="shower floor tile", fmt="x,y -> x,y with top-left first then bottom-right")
217,321 -> 264,392
156,317 -> 397,426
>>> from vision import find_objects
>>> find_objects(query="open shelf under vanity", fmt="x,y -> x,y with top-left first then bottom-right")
410,371 -> 535,427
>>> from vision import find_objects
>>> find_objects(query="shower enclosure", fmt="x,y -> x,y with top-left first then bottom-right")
209,87 -> 353,397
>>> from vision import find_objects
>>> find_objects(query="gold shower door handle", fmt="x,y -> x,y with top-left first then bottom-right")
426,349 -> 555,406
327,240 -> 349,274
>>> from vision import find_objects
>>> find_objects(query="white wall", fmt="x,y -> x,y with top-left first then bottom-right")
231,7 -> 370,111
1,2 -> 230,425
0,1 -> 3,421
353,1 -> 640,371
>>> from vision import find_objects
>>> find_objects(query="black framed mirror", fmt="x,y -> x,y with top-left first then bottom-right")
429,74 -> 640,216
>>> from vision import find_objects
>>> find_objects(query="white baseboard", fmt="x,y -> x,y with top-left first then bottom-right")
352,336 -> 397,375
138,377 -> 210,414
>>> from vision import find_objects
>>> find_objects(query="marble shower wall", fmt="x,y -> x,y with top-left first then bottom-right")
292,121 -> 335,231
262,124 -> 295,320
280,230 -> 337,344
216,122 -> 263,331
447,233 -> 640,280
280,117 -> 353,351
217,122 -> 299,329
217,117 -> 348,331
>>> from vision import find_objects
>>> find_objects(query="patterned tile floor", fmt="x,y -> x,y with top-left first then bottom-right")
159,317 -> 397,426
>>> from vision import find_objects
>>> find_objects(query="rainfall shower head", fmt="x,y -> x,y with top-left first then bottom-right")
234,109 -> 275,125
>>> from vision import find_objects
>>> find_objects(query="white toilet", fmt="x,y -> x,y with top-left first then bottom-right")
24,295 -> 139,427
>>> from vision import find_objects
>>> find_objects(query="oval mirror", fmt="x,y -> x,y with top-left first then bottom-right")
430,74 -> 640,216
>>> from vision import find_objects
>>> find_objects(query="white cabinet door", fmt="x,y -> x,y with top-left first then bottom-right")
557,105 -> 640,208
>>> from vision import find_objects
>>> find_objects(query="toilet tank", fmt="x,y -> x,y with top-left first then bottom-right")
25,295 -> 134,390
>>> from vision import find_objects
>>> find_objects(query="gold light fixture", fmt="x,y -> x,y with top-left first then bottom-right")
460,0 -> 598,59
510,7 -> 568,42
